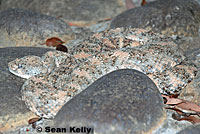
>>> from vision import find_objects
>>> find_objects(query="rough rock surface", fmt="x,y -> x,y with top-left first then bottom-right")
178,37 -> 200,68
0,0 -> 126,23
177,124 -> 200,134
0,8 -> 74,48
0,47 -> 53,132
110,0 -> 200,37
153,109 -> 192,134
49,69 -> 166,134
179,71 -> 200,105
175,37 -> 200,105
69,20 -> 111,43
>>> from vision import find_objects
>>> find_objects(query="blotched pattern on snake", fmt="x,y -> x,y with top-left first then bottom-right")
8,28 -> 197,118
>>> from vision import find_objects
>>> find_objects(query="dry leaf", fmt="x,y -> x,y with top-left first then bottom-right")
56,44 -> 68,53
162,94 -> 200,112
163,94 -> 200,124
46,37 -> 65,47
172,112 -> 200,124
28,117 -> 42,129
28,117 -> 41,124
176,101 -> 200,113
67,22 -> 81,26
141,0 -> 147,6
162,94 -> 183,105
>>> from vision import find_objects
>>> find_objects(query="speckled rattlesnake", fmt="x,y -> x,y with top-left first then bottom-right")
8,28 -> 196,118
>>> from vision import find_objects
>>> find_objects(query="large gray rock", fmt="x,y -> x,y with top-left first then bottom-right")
177,124 -> 200,134
0,47 -> 53,132
110,0 -> 200,37
50,69 -> 166,134
178,37 -> 200,68
175,37 -> 200,105
0,0 -> 126,23
0,8 -> 74,48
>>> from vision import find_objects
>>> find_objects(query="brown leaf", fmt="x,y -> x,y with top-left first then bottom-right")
46,37 -> 65,47
162,94 -> 183,105
28,117 -> 42,129
169,94 -> 180,98
162,94 -> 200,112
28,117 -> 41,124
163,94 -> 200,124
172,112 -> 200,124
165,107 -> 184,115
166,107 -> 200,124
67,22 -> 81,26
56,44 -> 68,53
141,0 -> 147,6
176,101 -> 200,113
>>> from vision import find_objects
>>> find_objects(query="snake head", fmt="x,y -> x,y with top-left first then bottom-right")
8,56 -> 47,79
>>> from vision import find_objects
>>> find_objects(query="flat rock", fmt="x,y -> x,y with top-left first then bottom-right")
49,69 -> 166,134
110,0 -> 200,37
0,8 -> 74,48
0,0 -> 126,23
177,124 -> 200,134
0,47 -> 53,132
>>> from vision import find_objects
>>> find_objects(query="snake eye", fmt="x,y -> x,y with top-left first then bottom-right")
18,64 -> 23,68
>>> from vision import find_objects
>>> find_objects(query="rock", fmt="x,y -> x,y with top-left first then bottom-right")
0,8 -> 74,48
0,47 -> 53,132
179,71 -> 200,105
174,37 -> 200,105
0,0 -> 126,24
68,19 -> 111,43
110,0 -> 200,37
177,124 -> 200,134
178,37 -> 200,68
153,109 -> 192,134
49,69 -> 166,134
